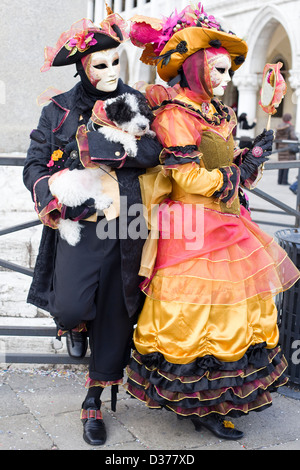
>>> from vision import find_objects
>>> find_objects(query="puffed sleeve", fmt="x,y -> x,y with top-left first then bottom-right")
171,163 -> 224,197
152,106 -> 203,166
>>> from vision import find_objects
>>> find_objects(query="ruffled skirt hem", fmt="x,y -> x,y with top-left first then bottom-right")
125,345 -> 288,418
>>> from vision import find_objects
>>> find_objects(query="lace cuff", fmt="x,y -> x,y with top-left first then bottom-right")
33,175 -> 62,228
160,145 -> 202,166
213,164 -> 240,208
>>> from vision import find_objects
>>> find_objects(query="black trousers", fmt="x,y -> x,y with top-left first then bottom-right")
49,219 -> 136,381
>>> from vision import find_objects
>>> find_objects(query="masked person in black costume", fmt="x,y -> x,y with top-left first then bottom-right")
23,11 -> 161,446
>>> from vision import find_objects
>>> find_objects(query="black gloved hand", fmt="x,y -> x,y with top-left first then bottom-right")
63,140 -> 85,171
240,129 -> 273,183
61,198 -> 96,221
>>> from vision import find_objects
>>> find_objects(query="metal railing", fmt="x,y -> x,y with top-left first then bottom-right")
0,155 -> 88,364
250,159 -> 300,228
0,326 -> 89,365
0,141 -> 300,364
237,139 -> 300,228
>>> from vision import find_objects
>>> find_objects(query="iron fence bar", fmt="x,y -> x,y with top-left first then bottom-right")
0,156 -> 25,166
269,147 -> 295,155
264,161 -> 300,170
250,220 -> 294,228
234,137 -> 299,143
0,326 -> 57,336
2,353 -> 89,365
0,259 -> 34,277
249,188 -> 300,219
0,327 -> 90,365
275,139 -> 299,142
249,159 -> 300,227
0,219 -> 41,236
250,208 -> 291,215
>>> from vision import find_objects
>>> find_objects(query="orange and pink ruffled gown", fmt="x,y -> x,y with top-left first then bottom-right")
125,84 -> 300,418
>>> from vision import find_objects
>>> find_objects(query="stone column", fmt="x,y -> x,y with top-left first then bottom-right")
233,73 -> 260,139
94,0 -> 106,21
289,70 -> 300,136
87,0 -> 95,19
114,0 -> 122,13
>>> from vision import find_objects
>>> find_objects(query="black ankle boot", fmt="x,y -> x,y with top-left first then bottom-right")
191,414 -> 244,440
81,397 -> 107,446
66,330 -> 88,358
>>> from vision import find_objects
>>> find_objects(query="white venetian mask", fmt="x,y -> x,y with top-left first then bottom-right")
81,48 -> 121,92
208,53 -> 232,97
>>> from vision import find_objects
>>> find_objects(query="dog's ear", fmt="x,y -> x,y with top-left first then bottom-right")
105,96 -> 135,125
136,94 -> 154,123
105,97 -> 125,122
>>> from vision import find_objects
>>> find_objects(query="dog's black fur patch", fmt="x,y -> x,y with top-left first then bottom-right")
105,93 -> 154,126
106,97 -> 135,125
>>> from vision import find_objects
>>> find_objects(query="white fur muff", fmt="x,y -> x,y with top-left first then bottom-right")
49,167 -> 112,246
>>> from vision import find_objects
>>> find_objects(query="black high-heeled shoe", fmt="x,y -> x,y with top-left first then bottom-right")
191,414 -> 244,440
81,398 -> 107,446
66,330 -> 88,358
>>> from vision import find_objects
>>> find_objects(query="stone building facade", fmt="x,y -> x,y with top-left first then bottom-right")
1,0 -> 299,153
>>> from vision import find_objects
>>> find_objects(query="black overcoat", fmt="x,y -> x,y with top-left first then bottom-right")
23,81 -> 162,318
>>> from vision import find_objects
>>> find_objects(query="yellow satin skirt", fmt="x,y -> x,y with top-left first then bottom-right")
134,294 -> 279,365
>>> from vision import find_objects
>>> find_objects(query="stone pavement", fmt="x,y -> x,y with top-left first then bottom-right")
0,366 -> 300,452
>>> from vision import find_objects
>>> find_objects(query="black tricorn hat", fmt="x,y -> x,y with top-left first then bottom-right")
41,15 -> 128,72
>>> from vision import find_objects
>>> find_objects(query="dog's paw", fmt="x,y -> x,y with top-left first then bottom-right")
126,149 -> 136,158
95,196 -> 113,211
147,130 -> 156,138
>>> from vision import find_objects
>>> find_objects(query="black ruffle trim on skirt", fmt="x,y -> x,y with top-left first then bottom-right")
125,344 -> 288,418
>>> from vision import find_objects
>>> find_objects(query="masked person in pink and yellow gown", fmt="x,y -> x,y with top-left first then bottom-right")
125,3 -> 300,440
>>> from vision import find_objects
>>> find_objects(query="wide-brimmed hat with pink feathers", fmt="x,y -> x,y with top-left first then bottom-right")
130,2 -> 248,82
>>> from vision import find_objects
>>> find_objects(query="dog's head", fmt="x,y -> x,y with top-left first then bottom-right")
104,93 -> 154,136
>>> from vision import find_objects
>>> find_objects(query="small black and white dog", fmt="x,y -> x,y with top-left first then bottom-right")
89,92 -> 155,157
49,92 -> 155,246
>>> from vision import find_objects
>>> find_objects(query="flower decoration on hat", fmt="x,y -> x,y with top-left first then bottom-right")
130,2 -> 248,82
156,3 -> 222,53
65,30 -> 98,57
